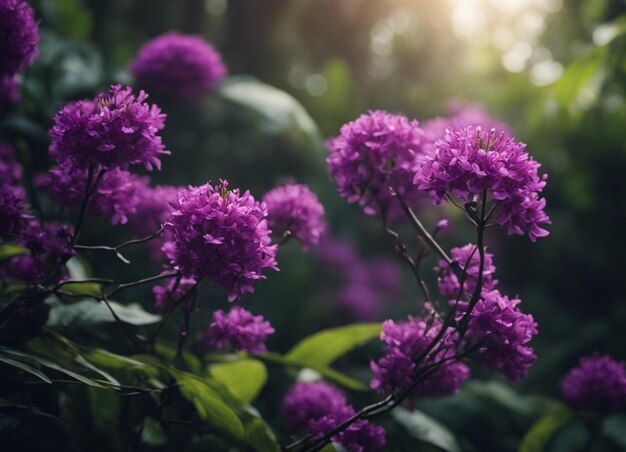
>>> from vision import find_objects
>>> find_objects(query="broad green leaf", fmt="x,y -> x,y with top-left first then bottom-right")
464,380 -> 554,416
0,354 -> 52,383
218,76 -> 320,142
392,407 -> 461,452
210,359 -> 268,404
244,416 -> 280,452
0,245 -> 29,260
520,404 -> 573,452
154,342 -> 202,374
172,370 -> 244,440
46,299 -> 161,327
259,352 -> 367,390
286,323 -> 382,367
58,282 -> 102,297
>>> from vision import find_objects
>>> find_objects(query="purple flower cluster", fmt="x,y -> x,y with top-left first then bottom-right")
49,85 -> 168,171
128,183 -> 180,259
165,180 -> 277,301
561,354 -> 626,412
131,32 -> 226,101
263,182 -> 325,249
457,289 -> 538,381
0,0 -> 39,76
7,221 -> 75,284
437,243 -> 498,299
371,314 -> 470,397
204,306 -> 274,353
0,142 -> 28,239
316,235 -> 401,321
0,74 -> 19,115
152,276 -> 197,310
415,126 -> 550,241
282,381 -> 386,451
38,166 -> 144,225
326,110 -> 428,218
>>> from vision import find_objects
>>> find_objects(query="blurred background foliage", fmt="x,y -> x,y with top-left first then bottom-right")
3,0 -> 626,450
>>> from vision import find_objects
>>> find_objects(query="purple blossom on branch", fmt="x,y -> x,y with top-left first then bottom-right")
263,182 -> 325,249
326,110 -> 428,218
0,74 -> 19,115
0,142 -> 27,240
561,354 -> 626,412
370,314 -> 470,397
131,32 -> 226,101
457,289 -> 538,381
49,85 -> 168,171
39,165 -> 144,225
165,180 -> 277,301
415,126 -> 550,241
437,243 -> 498,299
204,306 -> 274,353
152,276 -> 197,310
0,0 -> 39,75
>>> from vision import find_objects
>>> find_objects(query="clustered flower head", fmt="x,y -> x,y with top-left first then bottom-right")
152,276 -> 197,310
204,306 -> 274,353
457,289 -> 538,381
415,126 -> 550,241
561,354 -> 626,413
128,183 -> 180,259
38,165 -> 144,225
131,32 -> 227,101
165,180 -> 277,301
0,0 -> 39,76
316,235 -> 401,321
371,313 -> 470,397
327,110 -> 428,218
6,221 -> 75,284
49,85 -> 168,171
438,243 -> 498,299
0,142 -> 27,239
263,182 -> 325,249
282,381 -> 386,451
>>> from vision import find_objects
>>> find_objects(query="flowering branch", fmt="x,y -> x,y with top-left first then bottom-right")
74,226 -> 165,264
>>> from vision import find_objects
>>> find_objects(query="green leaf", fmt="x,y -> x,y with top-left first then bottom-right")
172,370 -> 244,440
520,404 -> 573,452
286,323 -> 382,367
392,407 -> 461,452
46,299 -> 161,327
210,359 -> 268,404
0,354 -> 52,383
0,245 -> 29,260
58,282 -> 102,297
141,417 -> 167,447
218,76 -> 320,142
259,352 -> 367,390
244,416 -> 280,452
464,380 -> 554,416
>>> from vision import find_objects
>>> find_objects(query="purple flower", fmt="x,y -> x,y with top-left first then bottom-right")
415,126 -> 550,241
131,32 -> 226,101
283,381 -> 386,451
204,306 -> 274,353
165,180 -> 277,301
39,165 -> 144,225
0,74 -> 19,115
561,354 -> 626,412
152,276 -> 197,310
327,110 -> 428,218
263,182 -> 325,249
281,381 -> 348,431
128,183 -> 180,259
0,183 -> 27,240
0,142 -> 22,185
457,289 -> 538,381
0,0 -> 39,75
423,103 -> 511,147
7,221 -> 75,284
49,85 -> 169,171
437,243 -> 498,299
371,314 -> 470,397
